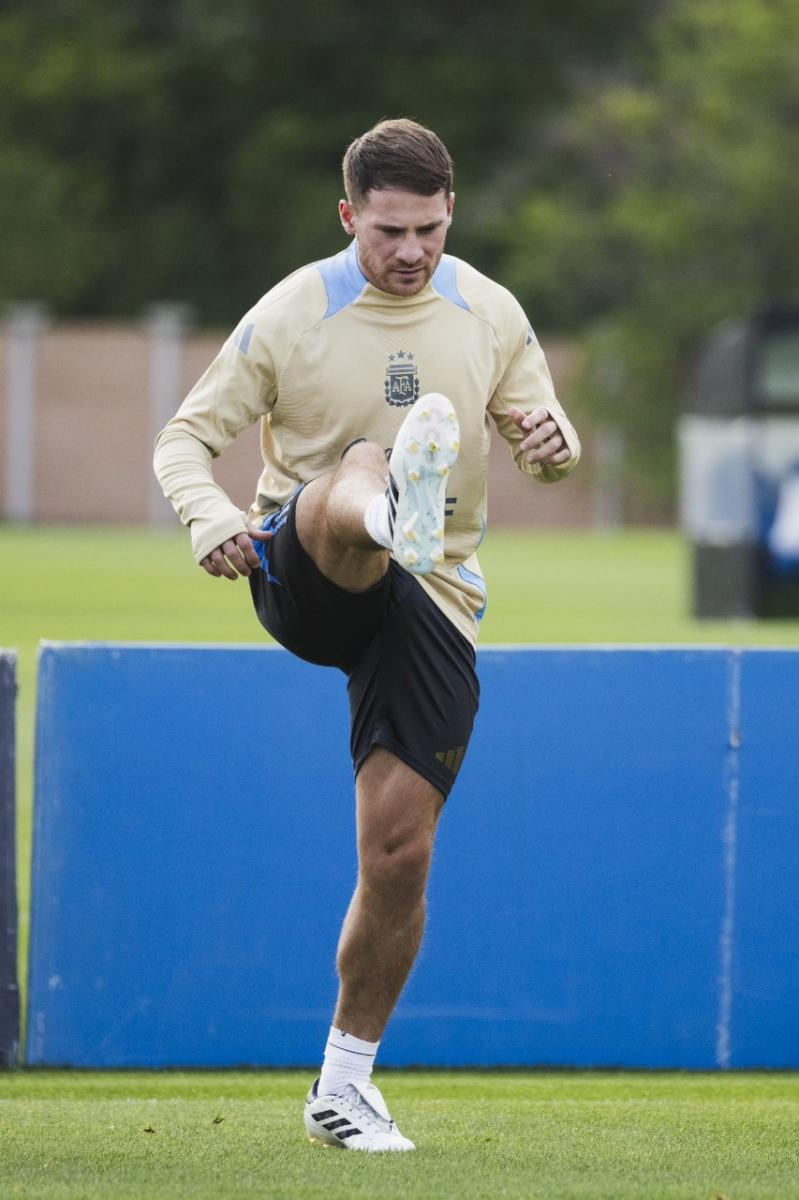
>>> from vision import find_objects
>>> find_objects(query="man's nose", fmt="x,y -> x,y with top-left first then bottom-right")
396,237 -> 424,264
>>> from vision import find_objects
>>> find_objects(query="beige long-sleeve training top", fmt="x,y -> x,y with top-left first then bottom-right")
154,240 -> 580,645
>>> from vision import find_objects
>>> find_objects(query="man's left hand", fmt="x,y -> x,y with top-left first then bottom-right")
508,406 -> 572,466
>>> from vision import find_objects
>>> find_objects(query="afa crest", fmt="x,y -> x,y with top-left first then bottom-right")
384,351 -> 420,408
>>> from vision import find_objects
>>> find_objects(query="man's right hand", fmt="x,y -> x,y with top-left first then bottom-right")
200,521 -> 273,580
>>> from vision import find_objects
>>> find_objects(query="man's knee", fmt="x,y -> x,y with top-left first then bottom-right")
360,831 -> 433,908
295,442 -> 387,557
338,439 -> 389,475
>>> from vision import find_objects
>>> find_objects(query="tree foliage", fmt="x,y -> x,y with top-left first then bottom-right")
499,0 -> 799,508
0,0 -> 647,320
2,0 -> 796,511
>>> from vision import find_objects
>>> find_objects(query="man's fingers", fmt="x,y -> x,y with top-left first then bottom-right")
525,439 -> 563,460
200,526 -> 274,581
246,521 -> 274,544
205,546 -> 241,581
520,406 -> 551,432
527,441 -> 572,465
220,539 -> 254,577
545,446 -> 573,465
525,429 -> 569,464
522,421 -> 561,455
509,405 -> 571,465
521,419 -> 558,450
235,532 -> 263,572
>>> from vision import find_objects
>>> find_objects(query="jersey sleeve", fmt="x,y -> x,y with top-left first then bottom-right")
154,319 -> 279,562
487,302 -> 581,483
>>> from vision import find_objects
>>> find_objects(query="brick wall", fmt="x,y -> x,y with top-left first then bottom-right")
0,322 -> 593,528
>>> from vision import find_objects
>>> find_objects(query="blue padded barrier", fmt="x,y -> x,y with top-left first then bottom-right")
26,643 -> 799,1068
732,651 -> 799,1067
0,650 -> 19,1067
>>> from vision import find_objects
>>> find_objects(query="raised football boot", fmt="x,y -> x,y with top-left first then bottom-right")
387,392 -> 460,575
304,1078 -> 415,1152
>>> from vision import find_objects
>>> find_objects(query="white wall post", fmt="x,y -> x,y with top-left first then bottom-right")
147,304 -> 190,528
4,304 -> 48,522
592,427 -> 625,530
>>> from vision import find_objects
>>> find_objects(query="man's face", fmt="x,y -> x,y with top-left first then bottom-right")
339,188 -> 454,297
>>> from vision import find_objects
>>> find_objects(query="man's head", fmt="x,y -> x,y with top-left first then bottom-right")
343,118 -> 453,209
339,119 -> 455,297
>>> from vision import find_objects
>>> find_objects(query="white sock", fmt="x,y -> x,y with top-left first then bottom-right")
363,492 -> 392,550
318,1026 -> 379,1097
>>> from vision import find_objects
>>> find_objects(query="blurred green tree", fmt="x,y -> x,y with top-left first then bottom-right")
500,0 -> 799,512
0,0 -> 649,321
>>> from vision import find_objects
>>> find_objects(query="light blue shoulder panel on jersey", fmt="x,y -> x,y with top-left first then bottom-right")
316,242 -> 368,319
432,255 -> 470,312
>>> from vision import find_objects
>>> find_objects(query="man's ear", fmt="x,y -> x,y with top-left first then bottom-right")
447,192 -> 455,224
339,199 -> 356,236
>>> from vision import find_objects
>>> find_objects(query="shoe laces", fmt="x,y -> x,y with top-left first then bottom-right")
339,1083 -> 393,1134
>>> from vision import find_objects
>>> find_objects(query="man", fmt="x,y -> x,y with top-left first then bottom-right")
154,118 -> 580,1152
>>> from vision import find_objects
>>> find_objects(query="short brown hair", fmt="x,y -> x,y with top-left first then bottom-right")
343,118 -> 454,208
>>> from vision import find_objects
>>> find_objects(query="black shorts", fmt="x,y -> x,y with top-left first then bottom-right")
248,489 -> 479,798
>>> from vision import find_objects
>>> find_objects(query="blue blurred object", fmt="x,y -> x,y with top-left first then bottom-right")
766,462 -> 799,574
26,644 -> 799,1068
680,304 -> 799,615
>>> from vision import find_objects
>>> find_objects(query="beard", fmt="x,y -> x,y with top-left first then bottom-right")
357,248 -> 441,297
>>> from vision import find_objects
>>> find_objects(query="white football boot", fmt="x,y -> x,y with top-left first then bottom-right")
388,392 -> 460,575
304,1077 -> 415,1152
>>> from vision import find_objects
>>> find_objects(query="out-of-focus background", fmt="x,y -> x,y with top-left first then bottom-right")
1,0 -> 798,531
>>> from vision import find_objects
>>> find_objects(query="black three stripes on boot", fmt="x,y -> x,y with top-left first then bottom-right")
312,1110 -> 363,1141
386,474 -> 399,540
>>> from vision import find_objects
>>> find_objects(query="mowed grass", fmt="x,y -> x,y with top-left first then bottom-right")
1,1070 -> 798,1200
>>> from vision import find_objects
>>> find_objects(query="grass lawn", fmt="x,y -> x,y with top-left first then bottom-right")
1,1070 -> 798,1200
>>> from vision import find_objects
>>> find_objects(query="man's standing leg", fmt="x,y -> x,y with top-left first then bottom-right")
293,397 -> 463,1151
304,750 -> 443,1152
334,748 -> 444,1044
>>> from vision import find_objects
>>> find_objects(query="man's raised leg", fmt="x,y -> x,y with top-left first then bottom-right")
295,441 -> 391,593
295,392 -> 459,592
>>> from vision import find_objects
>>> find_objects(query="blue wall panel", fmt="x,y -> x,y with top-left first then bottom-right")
29,645 -> 355,1067
26,644 -> 798,1068
732,651 -> 799,1067
396,649 -> 728,1067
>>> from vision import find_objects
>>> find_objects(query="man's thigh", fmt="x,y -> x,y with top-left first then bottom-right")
348,564 -> 480,800
248,488 -> 390,671
356,747 -> 446,845
249,498 -> 479,794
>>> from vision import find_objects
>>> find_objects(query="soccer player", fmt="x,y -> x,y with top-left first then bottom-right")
154,118 -> 580,1152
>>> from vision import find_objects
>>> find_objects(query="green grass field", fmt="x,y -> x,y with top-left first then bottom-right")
2,524 -> 798,1199
1,1070 -> 798,1200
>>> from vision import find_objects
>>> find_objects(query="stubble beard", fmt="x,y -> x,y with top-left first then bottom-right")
359,250 -> 441,297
